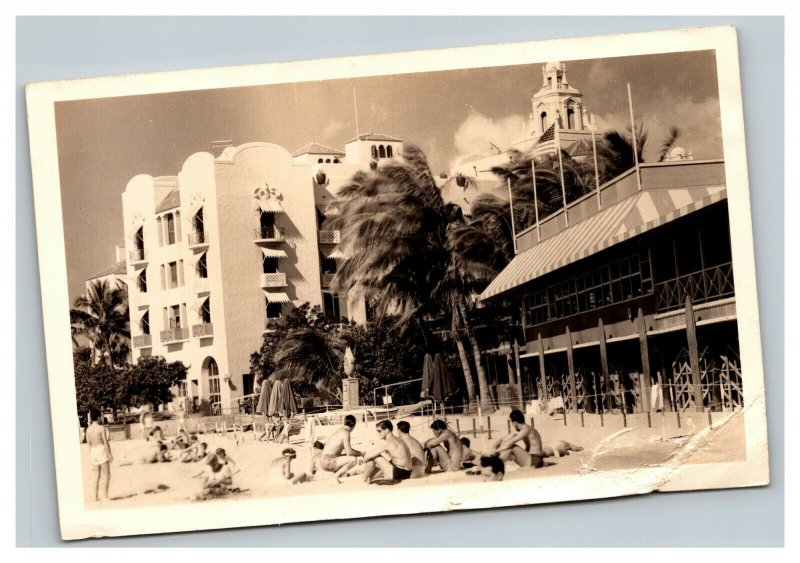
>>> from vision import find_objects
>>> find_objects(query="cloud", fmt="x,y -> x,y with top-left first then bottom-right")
320,120 -> 347,140
449,111 -> 526,170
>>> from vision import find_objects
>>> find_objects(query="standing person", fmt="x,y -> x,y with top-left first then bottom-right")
320,414 -> 363,483
176,403 -> 188,436
395,420 -> 425,477
139,408 -> 154,439
489,409 -> 544,469
363,420 -> 413,483
423,419 -> 463,472
86,408 -> 113,502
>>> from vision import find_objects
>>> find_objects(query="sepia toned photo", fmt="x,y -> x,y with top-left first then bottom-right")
25,25 -> 769,540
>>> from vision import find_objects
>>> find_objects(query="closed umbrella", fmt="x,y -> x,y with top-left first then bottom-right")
431,353 -> 457,402
283,379 -> 298,417
256,380 -> 273,415
420,353 -> 434,399
268,379 -> 285,417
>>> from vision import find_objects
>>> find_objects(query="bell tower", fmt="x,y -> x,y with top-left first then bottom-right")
528,61 -> 587,137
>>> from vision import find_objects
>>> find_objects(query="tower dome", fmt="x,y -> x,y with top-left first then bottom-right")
545,61 -> 562,72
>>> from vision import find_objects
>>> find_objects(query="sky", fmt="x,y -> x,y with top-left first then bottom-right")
56,50 -> 722,303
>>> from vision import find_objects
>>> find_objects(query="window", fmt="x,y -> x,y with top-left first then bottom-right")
137,269 -> 147,292
141,311 -> 150,335
318,158 -> 323,164
207,359 -> 221,408
201,298 -> 211,324
540,112 -> 547,131
259,210 -> 275,239
379,145 -> 386,158
156,217 -> 163,246
262,257 -> 279,274
266,300 -> 282,319
193,208 -> 204,241
168,261 -> 179,288
166,213 -> 176,245
170,305 -> 182,329
371,145 -> 378,159
160,265 -> 166,290
323,293 -> 341,321
333,158 -> 340,164
197,253 -> 208,278
547,77 -> 552,87
567,108 -> 575,129
325,158 -> 331,163
386,146 -> 393,158
134,226 -> 144,251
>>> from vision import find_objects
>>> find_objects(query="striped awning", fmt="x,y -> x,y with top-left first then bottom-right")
480,186 -> 727,301
263,291 -> 291,304
260,248 -> 288,259
191,297 -> 208,312
257,199 -> 285,213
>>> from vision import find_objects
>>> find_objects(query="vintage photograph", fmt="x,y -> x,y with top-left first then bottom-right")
26,26 -> 769,539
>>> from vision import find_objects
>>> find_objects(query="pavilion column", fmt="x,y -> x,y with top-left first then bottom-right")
637,307 -> 652,412
598,317 -> 611,411
685,296 -> 704,412
565,325 -> 578,412
537,333 -> 549,405
513,340 -> 522,408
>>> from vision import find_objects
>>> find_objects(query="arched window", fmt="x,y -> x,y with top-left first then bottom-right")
137,269 -> 147,292
567,108 -> 575,130
325,158 -> 331,163
547,77 -> 552,88
193,207 -> 204,240
333,158 -> 340,164
265,299 -> 282,320
141,311 -> 150,335
197,252 -> 208,279
386,146 -> 393,158
134,226 -> 144,251
378,145 -> 386,158
318,158 -> 324,163
540,112 -> 548,131
166,213 -> 176,245
371,145 -> 378,158
205,357 -> 221,409
201,298 -> 211,324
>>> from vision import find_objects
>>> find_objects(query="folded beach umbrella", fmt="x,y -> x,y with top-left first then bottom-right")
256,380 -> 272,415
420,353 -> 434,399
268,379 -> 286,417
283,379 -> 298,417
430,353 -> 457,402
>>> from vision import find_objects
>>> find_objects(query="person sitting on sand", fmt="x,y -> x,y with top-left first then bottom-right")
424,419 -> 463,473
170,429 -> 190,450
86,407 -> 113,502
142,441 -> 171,464
363,421 -> 413,483
542,440 -> 583,458
267,447 -> 309,486
490,409 -> 544,469
479,455 -> 505,482
215,448 -> 237,486
396,421 -> 425,477
460,437 -> 478,467
147,426 -> 165,442
192,453 -> 232,500
320,414 -> 363,484
179,438 -> 207,463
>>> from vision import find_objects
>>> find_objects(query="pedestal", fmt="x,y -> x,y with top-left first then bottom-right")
342,377 -> 360,409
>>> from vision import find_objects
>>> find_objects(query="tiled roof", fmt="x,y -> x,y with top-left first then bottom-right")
567,139 -> 594,157
88,259 -> 127,280
345,133 -> 403,144
155,189 -> 181,213
292,142 -> 345,157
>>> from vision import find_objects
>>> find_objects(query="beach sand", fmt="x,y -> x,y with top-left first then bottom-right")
82,409 -> 746,510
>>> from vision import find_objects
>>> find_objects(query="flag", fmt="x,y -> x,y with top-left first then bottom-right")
538,123 -> 556,143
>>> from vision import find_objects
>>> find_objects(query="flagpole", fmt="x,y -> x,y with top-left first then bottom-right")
590,113 -> 602,210
531,158 -> 541,242
353,86 -> 360,137
507,178 -> 518,255
627,83 -> 642,192
555,115 -> 569,227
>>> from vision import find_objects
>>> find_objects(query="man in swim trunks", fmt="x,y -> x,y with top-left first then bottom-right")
320,414 -> 363,483
396,421 -> 425,478
424,419 -> 463,472
85,407 -> 113,502
490,409 -> 544,469
363,420 -> 413,483
460,436 -> 478,467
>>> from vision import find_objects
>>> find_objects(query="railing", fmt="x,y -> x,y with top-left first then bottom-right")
253,226 -> 284,241
132,334 -> 152,347
188,231 -> 207,246
318,230 -> 340,244
160,327 -> 189,343
260,272 -> 287,288
192,323 -> 214,338
321,273 -> 335,288
655,262 -> 735,313
129,249 -> 147,262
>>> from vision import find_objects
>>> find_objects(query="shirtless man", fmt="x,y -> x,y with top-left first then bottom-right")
490,409 -> 544,469
479,455 -> 505,482
192,453 -> 232,500
460,437 -> 478,467
267,448 -> 302,486
363,421 -> 413,483
542,440 -> 583,458
424,419 -> 463,472
320,414 -> 363,483
142,441 -> 171,463
179,439 -> 207,463
86,408 -> 113,502
396,421 -> 425,477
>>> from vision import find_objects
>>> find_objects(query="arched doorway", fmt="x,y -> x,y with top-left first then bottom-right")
203,356 -> 221,414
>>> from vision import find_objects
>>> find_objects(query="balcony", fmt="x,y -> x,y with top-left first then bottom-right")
655,262 -> 735,313
321,273 -> 335,288
188,231 -> 209,249
133,334 -> 152,348
260,272 -> 287,288
253,226 -> 284,243
129,249 -> 148,264
160,327 -> 189,344
318,230 -> 341,244
192,323 -> 214,339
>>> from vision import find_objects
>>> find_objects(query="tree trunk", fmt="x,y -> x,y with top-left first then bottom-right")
458,298 -> 494,413
452,312 -> 476,406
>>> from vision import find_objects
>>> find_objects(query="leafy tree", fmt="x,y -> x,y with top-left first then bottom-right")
74,359 -> 123,421
70,279 -> 130,367
121,356 -> 188,409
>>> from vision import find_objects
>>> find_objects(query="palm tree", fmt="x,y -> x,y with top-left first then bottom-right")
329,144 -> 494,411
269,326 -> 346,403
597,122 -> 649,182
658,126 -> 681,162
70,279 -> 130,367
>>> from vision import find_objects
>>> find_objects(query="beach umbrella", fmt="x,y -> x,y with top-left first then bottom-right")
420,353 -> 434,399
283,379 -> 298,417
268,379 -> 286,416
430,353 -> 457,403
255,380 -> 272,415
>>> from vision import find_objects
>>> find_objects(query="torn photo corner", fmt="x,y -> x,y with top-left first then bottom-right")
25,24 -> 769,540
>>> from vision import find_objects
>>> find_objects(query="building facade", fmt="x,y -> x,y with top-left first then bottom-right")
103,133 -> 402,414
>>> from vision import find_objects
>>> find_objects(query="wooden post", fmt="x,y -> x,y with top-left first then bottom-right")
530,416 -> 535,429
513,341 -> 523,409
537,333 -> 549,405
506,349 -> 516,387
708,410 -> 713,429
472,418 -> 477,438
487,416 -> 492,440
676,410 -> 682,429
456,419 -> 461,435
507,419 -> 511,433
566,326 -> 578,413
685,296 -> 704,412
580,411 -> 585,427
636,307 -> 652,413
618,381 -> 627,427
598,318 -> 611,411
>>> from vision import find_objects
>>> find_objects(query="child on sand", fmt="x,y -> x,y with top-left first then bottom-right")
86,408 -> 113,502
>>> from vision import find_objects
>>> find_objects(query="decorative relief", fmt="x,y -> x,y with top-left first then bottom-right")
253,182 -> 284,213
190,192 -> 205,210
